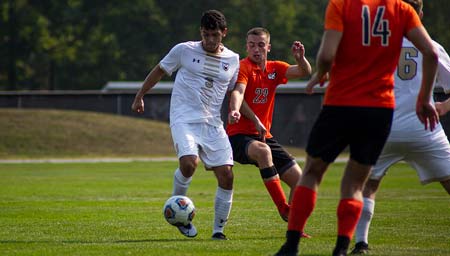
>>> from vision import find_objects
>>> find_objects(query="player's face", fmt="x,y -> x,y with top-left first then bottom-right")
200,28 -> 227,54
246,34 -> 270,65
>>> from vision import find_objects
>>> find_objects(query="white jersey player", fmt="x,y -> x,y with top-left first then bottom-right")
131,10 -> 239,240
351,37 -> 450,254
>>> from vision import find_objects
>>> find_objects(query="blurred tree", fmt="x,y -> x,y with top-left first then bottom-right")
0,0 -> 449,90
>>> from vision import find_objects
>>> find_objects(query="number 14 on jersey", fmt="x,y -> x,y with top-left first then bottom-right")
362,5 -> 392,46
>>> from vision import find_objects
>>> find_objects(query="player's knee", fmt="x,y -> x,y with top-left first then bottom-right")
179,156 -> 198,176
249,142 -> 272,164
280,166 -> 302,188
218,170 -> 234,189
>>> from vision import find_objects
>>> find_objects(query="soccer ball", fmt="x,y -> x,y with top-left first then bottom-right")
163,195 -> 196,226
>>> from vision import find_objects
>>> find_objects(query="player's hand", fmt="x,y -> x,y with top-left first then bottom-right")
306,72 -> 328,94
292,41 -> 305,59
416,100 -> 439,131
435,101 -> 450,116
254,119 -> 267,142
131,97 -> 145,114
228,110 -> 241,124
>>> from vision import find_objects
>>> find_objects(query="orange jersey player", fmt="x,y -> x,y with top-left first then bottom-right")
275,0 -> 438,255
227,27 -> 311,224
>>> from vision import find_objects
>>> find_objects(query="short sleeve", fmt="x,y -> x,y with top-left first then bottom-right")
402,3 -> 422,34
159,43 -> 183,76
324,0 -> 344,31
236,59 -> 250,86
433,42 -> 450,93
228,55 -> 240,91
274,61 -> 290,85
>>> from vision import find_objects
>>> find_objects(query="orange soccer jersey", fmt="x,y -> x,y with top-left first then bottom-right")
324,0 -> 422,108
226,57 -> 289,138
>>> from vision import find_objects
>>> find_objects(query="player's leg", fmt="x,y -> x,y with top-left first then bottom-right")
275,155 -> 330,255
333,107 -> 392,256
247,140 -> 291,220
202,124 -> 234,240
279,164 -> 302,203
170,123 -> 201,237
170,123 -> 200,196
407,136 -> 450,194
268,139 -> 304,221
350,179 -> 380,254
229,134 -> 290,221
269,140 -> 303,202
211,165 -> 234,240
334,160 -> 371,256
352,142 -> 403,254
276,106 -> 345,255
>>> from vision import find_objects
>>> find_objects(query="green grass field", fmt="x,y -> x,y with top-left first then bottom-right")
0,161 -> 449,256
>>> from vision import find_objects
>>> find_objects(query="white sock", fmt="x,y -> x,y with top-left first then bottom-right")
213,187 -> 233,235
355,197 -> 375,244
172,168 -> 192,196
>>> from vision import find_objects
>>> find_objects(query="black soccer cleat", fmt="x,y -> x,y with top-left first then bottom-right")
274,242 -> 298,256
349,241 -> 369,254
212,232 -> 228,240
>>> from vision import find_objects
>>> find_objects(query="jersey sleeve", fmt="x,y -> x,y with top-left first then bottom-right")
401,2 -> 422,34
159,43 -> 183,76
433,42 -> 450,93
236,59 -> 250,86
324,0 -> 344,31
228,55 -> 240,91
275,61 -> 290,85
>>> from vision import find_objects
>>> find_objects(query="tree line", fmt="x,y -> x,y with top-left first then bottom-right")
1,0 -> 449,91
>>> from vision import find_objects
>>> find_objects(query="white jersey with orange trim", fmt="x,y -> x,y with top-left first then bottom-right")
160,41 -> 239,127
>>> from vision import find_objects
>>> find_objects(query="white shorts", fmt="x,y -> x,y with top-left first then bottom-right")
171,122 -> 234,169
370,135 -> 450,184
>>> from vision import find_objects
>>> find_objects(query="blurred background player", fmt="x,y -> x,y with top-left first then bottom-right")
227,27 -> 311,224
275,0 -> 438,255
351,0 -> 450,253
131,10 -> 239,240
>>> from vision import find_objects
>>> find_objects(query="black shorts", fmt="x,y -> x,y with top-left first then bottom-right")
306,106 -> 393,165
229,134 -> 296,175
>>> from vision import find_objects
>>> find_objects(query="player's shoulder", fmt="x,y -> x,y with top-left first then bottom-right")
221,45 -> 240,60
238,57 -> 255,70
170,41 -> 201,53
267,60 -> 289,68
431,40 -> 448,55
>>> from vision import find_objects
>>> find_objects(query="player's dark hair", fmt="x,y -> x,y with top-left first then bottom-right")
402,0 -> 423,14
201,10 -> 227,31
247,27 -> 271,42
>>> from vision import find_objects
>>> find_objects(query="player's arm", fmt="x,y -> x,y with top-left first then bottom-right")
131,64 -> 166,114
435,98 -> 450,116
239,101 -> 267,141
306,30 -> 342,94
228,83 -> 246,124
285,41 -> 312,79
407,26 -> 439,130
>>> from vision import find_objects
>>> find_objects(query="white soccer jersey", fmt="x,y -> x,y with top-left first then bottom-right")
389,38 -> 450,141
159,41 -> 239,127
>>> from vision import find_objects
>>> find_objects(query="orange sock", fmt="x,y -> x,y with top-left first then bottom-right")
264,178 -> 289,213
337,198 -> 363,238
288,186 -> 316,232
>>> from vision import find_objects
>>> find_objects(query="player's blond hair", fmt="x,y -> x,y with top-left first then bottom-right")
247,27 -> 270,43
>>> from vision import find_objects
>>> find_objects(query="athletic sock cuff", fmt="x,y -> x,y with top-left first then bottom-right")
260,166 -> 278,179
174,168 -> 191,184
